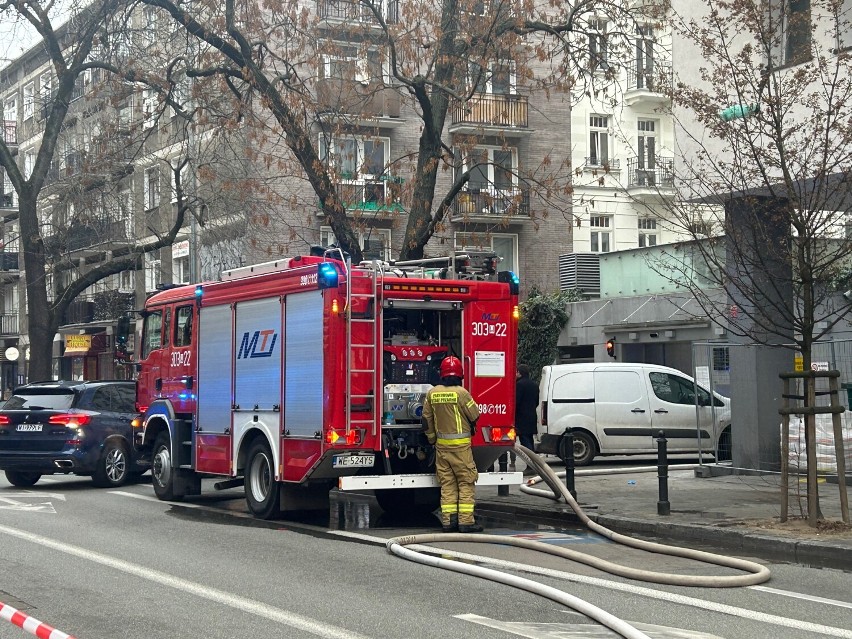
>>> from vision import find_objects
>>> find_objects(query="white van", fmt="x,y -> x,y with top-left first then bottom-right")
538,362 -> 731,465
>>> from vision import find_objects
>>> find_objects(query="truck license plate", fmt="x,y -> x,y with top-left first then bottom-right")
332,454 -> 375,468
16,424 -> 43,432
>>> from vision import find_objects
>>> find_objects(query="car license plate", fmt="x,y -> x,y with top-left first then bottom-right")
332,454 -> 375,468
16,424 -> 43,432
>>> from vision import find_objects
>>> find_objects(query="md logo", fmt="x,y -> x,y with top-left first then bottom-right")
481,312 -> 500,321
237,330 -> 278,359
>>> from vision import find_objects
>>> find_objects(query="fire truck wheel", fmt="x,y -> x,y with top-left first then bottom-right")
245,440 -> 281,520
152,432 -> 183,501
92,440 -> 130,488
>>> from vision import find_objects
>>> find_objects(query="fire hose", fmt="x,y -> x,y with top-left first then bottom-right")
387,442 -> 771,639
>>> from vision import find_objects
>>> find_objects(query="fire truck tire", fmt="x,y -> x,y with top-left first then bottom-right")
152,432 -> 184,501
92,440 -> 130,488
245,440 -> 281,520
4,470 -> 41,487
374,487 -> 440,516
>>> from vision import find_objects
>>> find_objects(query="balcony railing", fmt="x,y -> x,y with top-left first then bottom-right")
46,218 -> 129,253
316,79 -> 400,118
452,186 -> 530,219
450,93 -> 528,129
0,313 -> 18,335
3,121 -> 17,145
317,0 -> 399,24
626,59 -> 672,93
627,157 -> 674,189
331,178 -> 404,211
584,157 -> 620,170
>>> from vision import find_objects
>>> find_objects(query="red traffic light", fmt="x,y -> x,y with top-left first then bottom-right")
606,337 -> 616,358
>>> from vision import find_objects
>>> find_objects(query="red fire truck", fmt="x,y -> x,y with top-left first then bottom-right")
129,249 -> 520,519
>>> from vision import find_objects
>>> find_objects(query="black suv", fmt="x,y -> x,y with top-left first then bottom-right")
0,380 -> 144,488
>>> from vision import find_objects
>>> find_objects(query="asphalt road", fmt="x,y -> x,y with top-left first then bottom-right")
0,472 -> 850,639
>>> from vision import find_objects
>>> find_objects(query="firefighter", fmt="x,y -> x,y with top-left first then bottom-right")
422,356 -> 483,533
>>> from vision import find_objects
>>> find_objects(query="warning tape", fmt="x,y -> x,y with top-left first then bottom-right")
0,600 -> 77,639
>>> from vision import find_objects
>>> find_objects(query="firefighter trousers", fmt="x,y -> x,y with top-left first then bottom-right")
435,446 -> 479,526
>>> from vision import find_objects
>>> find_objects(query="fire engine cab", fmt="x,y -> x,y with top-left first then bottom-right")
130,248 -> 520,519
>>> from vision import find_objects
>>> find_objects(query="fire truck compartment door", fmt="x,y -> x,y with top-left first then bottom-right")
284,291 -> 325,437
197,304 -> 234,474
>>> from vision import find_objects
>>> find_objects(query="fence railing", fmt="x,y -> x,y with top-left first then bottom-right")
450,93 -> 528,128
2,121 -> 16,145
317,0 -> 399,23
626,59 -> 672,93
0,314 -> 18,335
627,156 -> 674,188
452,186 -> 530,219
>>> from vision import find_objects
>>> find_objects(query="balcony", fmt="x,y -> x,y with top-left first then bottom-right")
583,157 -> 621,172
316,79 -> 401,122
0,313 -> 18,336
449,94 -> 529,135
2,121 -> 17,148
624,60 -> 672,107
627,157 -> 675,199
451,186 -> 530,222
320,178 -> 404,214
45,217 -> 129,254
317,0 -> 399,25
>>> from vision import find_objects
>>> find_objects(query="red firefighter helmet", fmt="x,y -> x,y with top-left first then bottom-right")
439,356 -> 464,379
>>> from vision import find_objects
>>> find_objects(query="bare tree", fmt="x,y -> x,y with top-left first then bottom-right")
132,0 -> 650,263
651,0 -> 852,523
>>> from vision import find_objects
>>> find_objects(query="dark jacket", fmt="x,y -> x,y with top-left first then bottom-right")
515,375 -> 539,434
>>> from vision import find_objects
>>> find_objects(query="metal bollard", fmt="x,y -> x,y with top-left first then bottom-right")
559,428 -> 577,501
656,430 -> 670,516
498,451 -> 509,496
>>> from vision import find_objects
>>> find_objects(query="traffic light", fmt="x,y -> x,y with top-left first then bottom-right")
606,337 -> 616,358
115,315 -> 130,357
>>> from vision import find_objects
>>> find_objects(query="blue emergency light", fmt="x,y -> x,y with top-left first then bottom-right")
318,262 -> 339,289
498,270 -> 520,295
195,285 -> 203,298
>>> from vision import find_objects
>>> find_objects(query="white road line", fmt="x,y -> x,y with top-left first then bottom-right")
330,530 -> 852,638
0,492 -> 66,500
750,585 -> 852,610
108,491 -> 205,508
458,613 -> 725,638
0,524 -> 372,639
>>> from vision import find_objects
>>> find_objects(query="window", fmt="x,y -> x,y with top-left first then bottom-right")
118,186 -> 132,238
173,256 -> 190,284
319,135 -> 389,180
454,232 -> 517,273
462,146 -> 516,192
322,45 -> 383,84
635,25 -> 655,89
468,59 -> 516,94
24,152 -> 35,179
589,19 -> 609,71
837,0 -> 852,51
4,95 -> 17,124
39,72 -> 52,119
636,119 -> 657,184
112,385 -> 136,413
143,6 -> 159,46
141,310 -> 162,359
174,306 -> 193,347
144,167 -> 160,210
23,83 -> 34,120
588,115 -> 609,166
145,255 -> 161,292
638,218 -> 658,247
118,270 -> 134,293
770,0 -> 812,66
321,226 -> 392,261
170,162 -> 191,204
589,215 -> 611,253
142,87 -> 156,128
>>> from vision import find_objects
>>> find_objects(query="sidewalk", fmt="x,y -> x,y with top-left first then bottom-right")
475,459 -> 852,571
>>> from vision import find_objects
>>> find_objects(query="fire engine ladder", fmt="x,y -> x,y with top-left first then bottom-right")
346,261 -> 383,437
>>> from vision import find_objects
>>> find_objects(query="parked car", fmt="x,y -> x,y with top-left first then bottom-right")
0,380 -> 144,487
538,362 -> 732,465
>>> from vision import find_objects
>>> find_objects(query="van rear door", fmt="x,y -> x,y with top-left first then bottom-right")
592,368 -> 651,451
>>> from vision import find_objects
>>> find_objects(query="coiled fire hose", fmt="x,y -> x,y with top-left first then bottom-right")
386,442 -> 771,639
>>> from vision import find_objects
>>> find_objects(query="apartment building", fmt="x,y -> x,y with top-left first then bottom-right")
0,0 -> 577,381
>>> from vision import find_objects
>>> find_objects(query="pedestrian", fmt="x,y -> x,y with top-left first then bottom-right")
515,363 -> 539,476
422,355 -> 483,533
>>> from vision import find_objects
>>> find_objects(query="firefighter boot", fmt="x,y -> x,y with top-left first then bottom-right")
458,520 -> 484,533
442,514 -> 458,533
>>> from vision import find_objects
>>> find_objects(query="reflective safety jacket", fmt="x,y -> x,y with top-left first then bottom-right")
422,383 -> 481,449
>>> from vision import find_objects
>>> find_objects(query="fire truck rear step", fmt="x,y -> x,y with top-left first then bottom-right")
338,472 -> 522,491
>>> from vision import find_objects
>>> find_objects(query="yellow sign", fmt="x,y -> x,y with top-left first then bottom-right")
794,355 -> 803,372
65,335 -> 92,351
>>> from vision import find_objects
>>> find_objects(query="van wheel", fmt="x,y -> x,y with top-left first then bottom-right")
717,427 -> 732,462
572,431 -> 596,466
245,440 -> 281,520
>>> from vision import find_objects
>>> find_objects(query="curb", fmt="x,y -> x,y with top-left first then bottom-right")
476,499 -> 852,571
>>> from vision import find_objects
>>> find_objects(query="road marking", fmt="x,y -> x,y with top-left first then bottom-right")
0,492 -> 66,500
0,496 -> 57,513
750,585 -> 852,610
331,529 -> 852,638
0,524 -> 372,639
458,613 -> 724,638
108,491 -> 205,508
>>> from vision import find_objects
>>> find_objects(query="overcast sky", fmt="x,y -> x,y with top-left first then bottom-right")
1,4 -> 74,70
